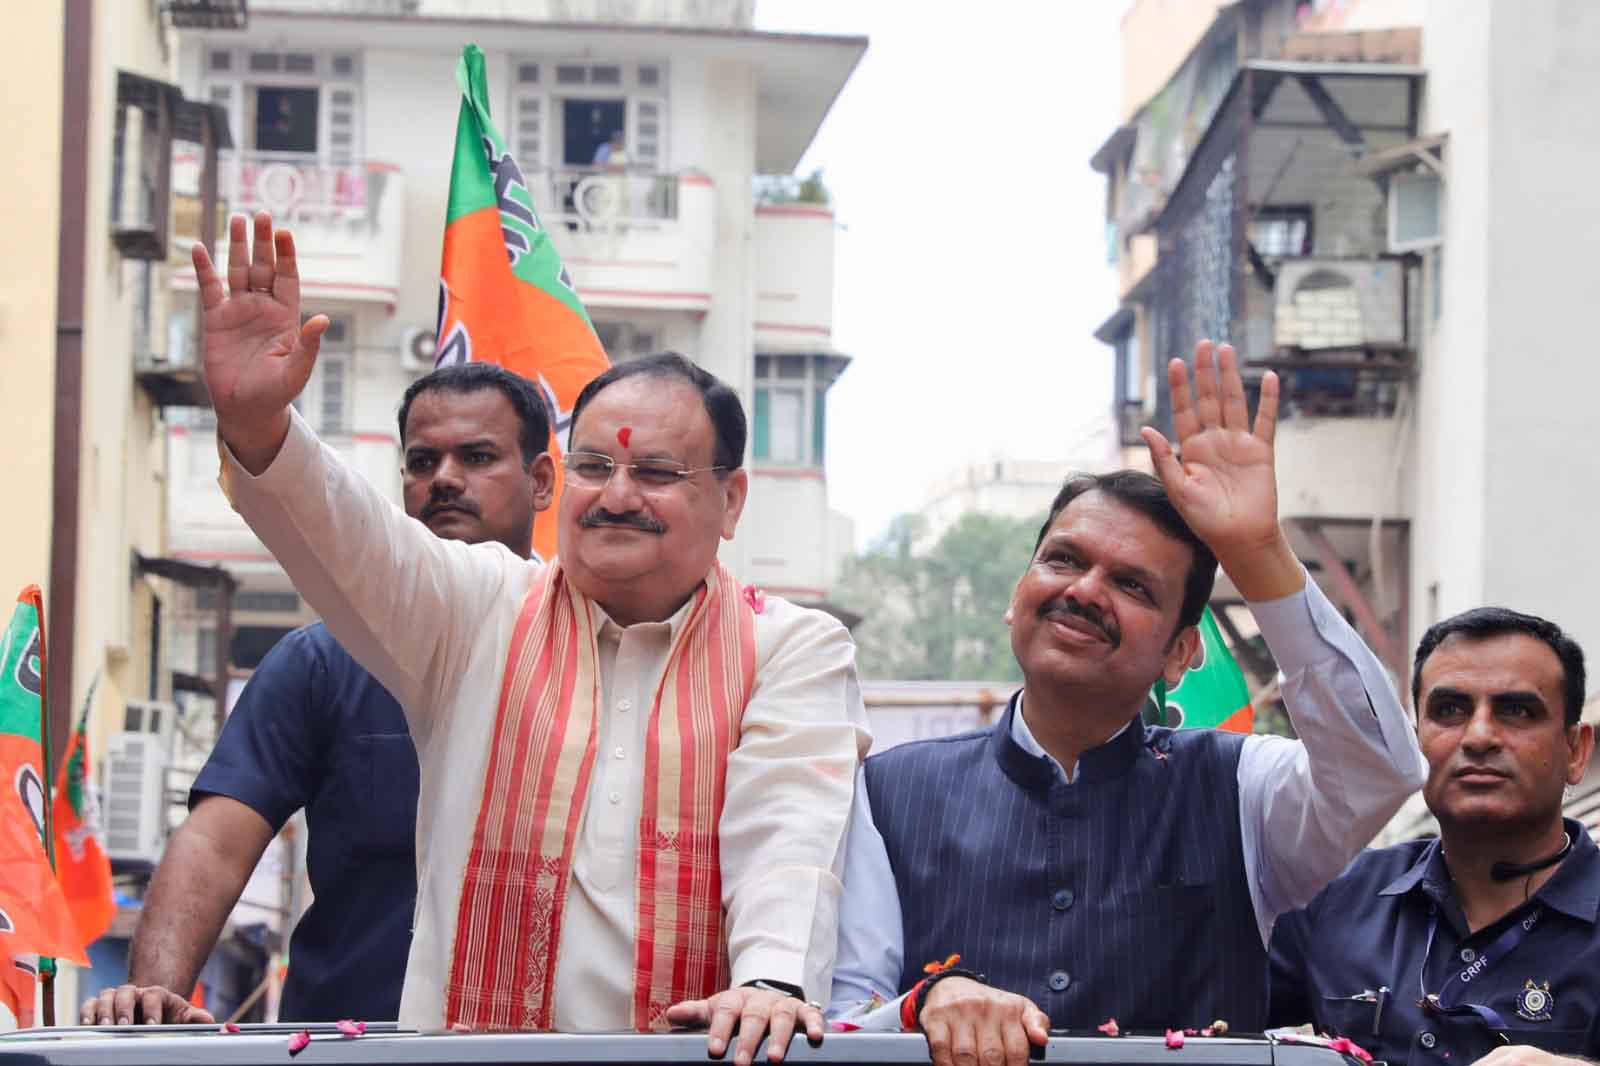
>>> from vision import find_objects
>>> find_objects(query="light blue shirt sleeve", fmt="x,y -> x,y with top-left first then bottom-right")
1236,569 -> 1427,946
830,768 -> 903,1018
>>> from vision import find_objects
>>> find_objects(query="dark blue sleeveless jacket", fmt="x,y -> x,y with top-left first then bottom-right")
863,696 -> 1266,1032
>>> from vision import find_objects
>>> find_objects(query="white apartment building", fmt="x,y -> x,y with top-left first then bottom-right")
1092,0 -> 1600,703
160,0 -> 864,669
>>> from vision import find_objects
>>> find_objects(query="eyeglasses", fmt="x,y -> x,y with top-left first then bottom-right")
563,451 -> 730,491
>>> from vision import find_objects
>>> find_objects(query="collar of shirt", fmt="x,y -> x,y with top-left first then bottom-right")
1379,817 -> 1600,927
590,588 -> 700,646
1010,691 -> 1134,785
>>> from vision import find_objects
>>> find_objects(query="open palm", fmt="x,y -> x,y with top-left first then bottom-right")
1140,340 -> 1281,555
194,212 -> 328,440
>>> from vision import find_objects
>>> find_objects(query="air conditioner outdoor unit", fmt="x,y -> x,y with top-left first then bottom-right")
103,730 -> 167,864
400,326 -> 438,372
1272,258 -> 1406,351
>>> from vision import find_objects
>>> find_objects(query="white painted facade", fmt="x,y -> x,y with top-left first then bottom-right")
163,2 -> 865,637
1408,0 -> 1600,672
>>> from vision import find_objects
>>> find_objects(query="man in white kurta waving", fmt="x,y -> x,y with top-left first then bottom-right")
195,212 -> 868,1064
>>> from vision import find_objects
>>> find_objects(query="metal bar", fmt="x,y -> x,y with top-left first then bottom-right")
1296,74 -> 1365,148
1232,66 -> 1254,346
49,0 -> 94,848
1292,519 -> 1404,675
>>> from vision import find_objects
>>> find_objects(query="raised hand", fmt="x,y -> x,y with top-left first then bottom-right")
1141,340 -> 1303,601
194,211 -> 329,474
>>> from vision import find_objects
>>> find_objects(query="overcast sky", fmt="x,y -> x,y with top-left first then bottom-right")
753,1 -> 1129,547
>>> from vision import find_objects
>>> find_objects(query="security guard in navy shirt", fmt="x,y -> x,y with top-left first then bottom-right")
1270,607 -> 1598,1066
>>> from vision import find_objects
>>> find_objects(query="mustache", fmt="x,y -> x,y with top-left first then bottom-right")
580,507 -> 665,534
421,497 -> 480,522
1038,597 -> 1121,649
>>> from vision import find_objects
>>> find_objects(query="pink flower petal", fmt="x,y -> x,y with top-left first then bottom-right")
220,1023 -> 242,1034
742,586 -> 767,615
287,1030 -> 311,1056
1166,1029 -> 1185,1049
1330,1037 -> 1374,1063
1184,1028 -> 1198,1036
1200,1029 -> 1214,1038
830,1021 -> 861,1033
336,1019 -> 366,1037
1097,1018 -> 1120,1037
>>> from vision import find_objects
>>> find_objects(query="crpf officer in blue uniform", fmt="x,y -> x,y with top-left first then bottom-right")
1270,607 -> 1599,1066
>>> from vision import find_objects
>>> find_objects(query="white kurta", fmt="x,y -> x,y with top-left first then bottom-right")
220,410 -> 871,1030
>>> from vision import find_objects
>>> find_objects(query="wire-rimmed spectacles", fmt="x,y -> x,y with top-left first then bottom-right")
563,451 -> 730,491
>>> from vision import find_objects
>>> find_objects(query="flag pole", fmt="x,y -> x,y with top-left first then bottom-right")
32,590 -> 56,1026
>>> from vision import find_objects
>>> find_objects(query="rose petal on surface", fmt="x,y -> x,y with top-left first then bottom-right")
1200,1029 -> 1214,1038
1097,1019 -> 1120,1037
1184,1028 -> 1198,1036
742,586 -> 767,615
830,1021 -> 861,1033
336,1020 -> 366,1037
1329,1037 -> 1374,1063
287,1030 -> 311,1056
220,1023 -> 242,1034
1166,1030 -> 1185,1049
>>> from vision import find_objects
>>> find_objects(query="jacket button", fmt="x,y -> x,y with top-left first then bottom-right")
1048,970 -> 1071,992
1419,1033 -> 1436,1049
1052,889 -> 1075,911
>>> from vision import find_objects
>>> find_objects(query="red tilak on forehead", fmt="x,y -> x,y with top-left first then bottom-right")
617,426 -> 632,448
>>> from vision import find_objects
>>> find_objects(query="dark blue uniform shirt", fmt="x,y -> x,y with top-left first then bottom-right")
1270,818 -> 1600,1065
191,623 -> 419,1022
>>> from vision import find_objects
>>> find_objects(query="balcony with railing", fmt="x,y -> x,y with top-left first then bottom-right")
1141,58 -> 1428,524
174,151 -> 407,308
540,167 -> 716,314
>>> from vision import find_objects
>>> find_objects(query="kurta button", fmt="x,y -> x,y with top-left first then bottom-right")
1048,971 -> 1070,992
1459,947 -> 1476,963
1052,889 -> 1075,911
1419,1033 -> 1436,1049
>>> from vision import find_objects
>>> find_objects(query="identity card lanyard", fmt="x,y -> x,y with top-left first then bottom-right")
1419,904 -> 1542,1032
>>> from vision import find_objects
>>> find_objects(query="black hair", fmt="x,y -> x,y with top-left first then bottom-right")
396,362 -> 552,468
1412,607 -> 1588,727
567,352 -> 746,470
1033,470 -> 1218,633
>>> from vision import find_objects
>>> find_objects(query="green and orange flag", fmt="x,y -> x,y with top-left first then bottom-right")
1151,606 -> 1254,734
436,44 -> 611,561
0,588 -> 88,967
50,678 -> 114,948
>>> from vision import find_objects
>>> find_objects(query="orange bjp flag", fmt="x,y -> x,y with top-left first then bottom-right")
50,679 -> 115,948
434,44 -> 611,561
0,588 -> 88,966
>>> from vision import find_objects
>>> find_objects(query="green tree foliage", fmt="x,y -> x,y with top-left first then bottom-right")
833,512 -> 1041,681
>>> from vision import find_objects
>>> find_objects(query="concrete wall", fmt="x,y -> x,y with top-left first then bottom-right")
753,205 -> 835,348
1476,0 -> 1600,664
76,3 -> 181,721
1117,0 -> 1232,120
1408,1 -> 1493,644
0,0 -> 64,612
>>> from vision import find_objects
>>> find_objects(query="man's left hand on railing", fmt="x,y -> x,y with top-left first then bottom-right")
665,985 -> 825,1065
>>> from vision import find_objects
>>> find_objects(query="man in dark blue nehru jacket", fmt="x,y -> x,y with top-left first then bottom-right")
829,341 -> 1426,1066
